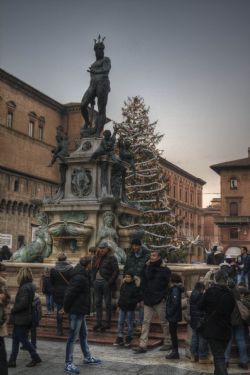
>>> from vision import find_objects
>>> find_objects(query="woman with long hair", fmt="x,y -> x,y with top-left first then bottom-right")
8,267 -> 42,368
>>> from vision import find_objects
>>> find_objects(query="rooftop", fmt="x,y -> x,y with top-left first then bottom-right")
210,148 -> 250,174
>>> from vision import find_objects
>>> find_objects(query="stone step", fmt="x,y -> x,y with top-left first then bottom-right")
32,312 -> 187,348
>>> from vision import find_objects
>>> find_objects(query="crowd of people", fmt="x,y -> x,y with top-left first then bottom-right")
0,242 -> 250,375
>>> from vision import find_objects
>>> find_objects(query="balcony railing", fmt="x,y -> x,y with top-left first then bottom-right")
214,216 -> 250,225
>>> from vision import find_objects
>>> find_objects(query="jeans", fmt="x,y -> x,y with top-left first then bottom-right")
208,338 -> 229,375
45,294 -> 54,312
225,323 -> 249,364
117,309 -> 135,338
169,321 -> 178,351
65,314 -> 91,364
190,329 -> 209,359
0,337 -> 7,375
94,280 -> 112,326
56,303 -> 63,332
9,325 -> 39,362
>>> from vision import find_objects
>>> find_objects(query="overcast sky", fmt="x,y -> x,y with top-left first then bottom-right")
1,0 -> 250,207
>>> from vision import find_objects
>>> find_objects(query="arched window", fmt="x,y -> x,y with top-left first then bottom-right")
230,202 -> 238,216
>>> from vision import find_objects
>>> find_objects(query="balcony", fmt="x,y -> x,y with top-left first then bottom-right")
214,216 -> 250,225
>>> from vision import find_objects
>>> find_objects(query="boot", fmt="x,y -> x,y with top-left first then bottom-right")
8,359 -> 16,368
165,350 -> 180,360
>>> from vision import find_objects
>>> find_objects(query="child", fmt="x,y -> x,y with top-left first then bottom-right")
41,267 -> 54,314
113,272 -> 142,348
165,273 -> 184,359
0,276 -> 10,375
189,282 -> 210,364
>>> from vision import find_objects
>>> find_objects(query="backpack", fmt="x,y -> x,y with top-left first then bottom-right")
32,294 -> 42,325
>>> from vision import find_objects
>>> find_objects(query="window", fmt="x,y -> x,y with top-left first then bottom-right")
179,188 -> 182,201
17,235 -> 25,248
185,190 -> 188,202
230,227 -> 239,240
230,177 -> 238,190
14,179 -> 19,192
6,101 -> 16,128
28,121 -> 34,137
38,116 -> 45,141
38,125 -> 44,141
173,185 -> 176,198
7,111 -> 13,128
229,202 -> 238,216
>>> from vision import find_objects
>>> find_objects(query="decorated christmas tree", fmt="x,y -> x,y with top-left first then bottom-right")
114,96 -> 181,257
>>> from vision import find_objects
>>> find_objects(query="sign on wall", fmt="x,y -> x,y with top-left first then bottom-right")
0,233 -> 13,249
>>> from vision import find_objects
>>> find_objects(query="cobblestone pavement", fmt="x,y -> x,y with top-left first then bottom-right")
5,338 -> 250,375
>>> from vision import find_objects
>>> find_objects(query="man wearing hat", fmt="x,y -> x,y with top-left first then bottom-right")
124,238 -> 150,279
123,238 -> 150,329
92,241 -> 119,331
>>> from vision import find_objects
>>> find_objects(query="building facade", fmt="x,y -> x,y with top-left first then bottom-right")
210,149 -> 250,250
0,69 -> 86,250
202,198 -> 221,249
160,158 -> 206,261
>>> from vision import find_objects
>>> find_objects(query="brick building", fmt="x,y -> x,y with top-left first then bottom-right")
0,68 -> 206,255
203,198 -> 221,249
0,69 -> 86,250
210,149 -> 250,250
160,158 -> 206,261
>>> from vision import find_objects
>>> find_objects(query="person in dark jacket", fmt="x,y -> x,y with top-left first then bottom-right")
0,276 -> 10,375
113,272 -> 142,348
189,282 -> 210,363
213,246 -> 225,265
225,283 -> 249,370
63,257 -> 101,374
92,241 -> 119,331
165,273 -> 184,359
50,253 -> 73,336
198,270 -> 235,375
0,246 -> 12,262
134,250 -> 171,353
242,247 -> 250,289
123,238 -> 150,329
41,267 -> 54,313
8,267 -> 41,368
123,239 -> 150,278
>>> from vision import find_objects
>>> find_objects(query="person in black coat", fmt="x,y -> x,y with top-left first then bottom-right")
8,267 -> 41,368
189,282 -> 210,363
50,253 -> 74,335
114,272 -> 142,347
134,250 -> 171,353
198,270 -> 235,375
41,267 -> 54,313
92,241 -> 119,331
63,257 -> 101,372
123,238 -> 150,329
165,273 -> 184,359
0,246 -> 12,262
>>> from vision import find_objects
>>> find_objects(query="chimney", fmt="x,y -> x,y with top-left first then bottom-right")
248,147 -> 250,158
